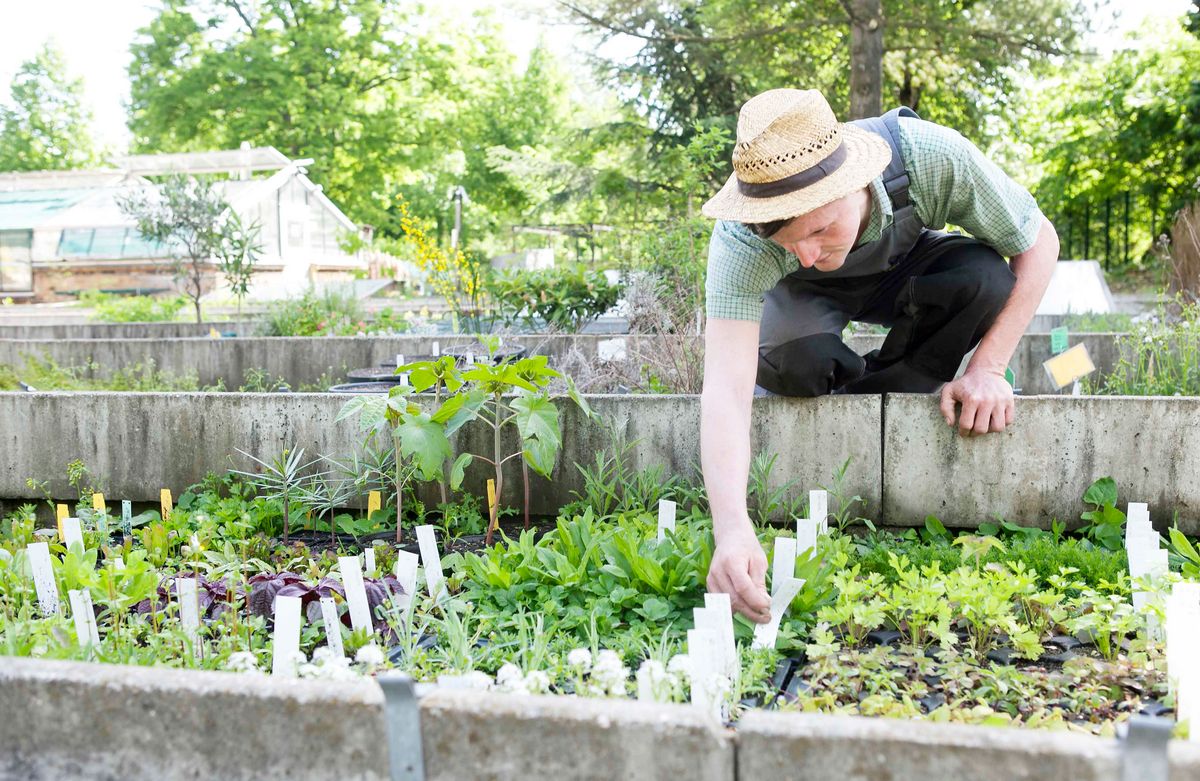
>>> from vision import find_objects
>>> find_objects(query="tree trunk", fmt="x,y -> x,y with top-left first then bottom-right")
847,0 -> 884,119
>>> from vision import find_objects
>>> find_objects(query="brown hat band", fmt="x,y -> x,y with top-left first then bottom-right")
736,142 -> 848,199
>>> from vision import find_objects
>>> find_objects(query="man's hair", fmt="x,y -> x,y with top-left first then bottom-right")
743,217 -> 792,238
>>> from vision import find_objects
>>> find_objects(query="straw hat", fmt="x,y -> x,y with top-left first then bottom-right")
701,89 -> 891,223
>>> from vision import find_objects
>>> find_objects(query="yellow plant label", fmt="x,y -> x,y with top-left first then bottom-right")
367,491 -> 381,518
92,493 -> 106,513
486,479 -> 498,526
56,503 -> 68,538
209,328 -> 221,339
160,489 -> 173,521
1042,343 -> 1096,390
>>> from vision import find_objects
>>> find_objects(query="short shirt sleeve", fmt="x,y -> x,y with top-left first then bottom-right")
704,220 -> 793,321
898,118 -> 1045,257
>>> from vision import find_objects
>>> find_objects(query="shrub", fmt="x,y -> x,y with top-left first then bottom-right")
490,265 -> 621,332
78,291 -> 187,323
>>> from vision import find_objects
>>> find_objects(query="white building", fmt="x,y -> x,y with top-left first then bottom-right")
0,145 -> 389,302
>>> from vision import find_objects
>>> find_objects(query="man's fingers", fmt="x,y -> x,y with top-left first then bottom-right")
728,565 -> 771,622
988,405 -> 1006,433
957,400 -> 979,437
939,384 -> 957,426
973,403 -> 993,435
1004,400 -> 1015,427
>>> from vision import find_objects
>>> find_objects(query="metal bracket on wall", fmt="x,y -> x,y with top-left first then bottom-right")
379,672 -> 426,781
1120,715 -> 1173,781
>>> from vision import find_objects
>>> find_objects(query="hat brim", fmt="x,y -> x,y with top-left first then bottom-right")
700,124 -> 892,224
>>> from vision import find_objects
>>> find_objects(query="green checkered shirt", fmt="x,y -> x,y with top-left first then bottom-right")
705,116 -> 1045,322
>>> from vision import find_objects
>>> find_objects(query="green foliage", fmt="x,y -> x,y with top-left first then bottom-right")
1086,303 -> 1200,396
78,291 -> 188,323
262,288 -> 379,337
490,265 -> 621,332
1025,25 -> 1200,264
127,2 -> 578,245
0,43 -> 99,172
1079,477 -> 1127,552
0,353 -> 200,392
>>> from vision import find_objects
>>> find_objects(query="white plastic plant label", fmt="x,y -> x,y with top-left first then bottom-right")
796,518 -> 818,556
363,547 -> 376,577
415,525 -> 446,600
703,592 -> 738,680
338,555 -> 374,635
752,577 -> 805,651
319,596 -> 344,658
176,578 -> 201,652
687,627 -> 725,722
771,536 -> 797,597
1127,502 -> 1150,528
68,589 -> 99,646
636,663 -> 653,702
809,490 -> 828,534
27,542 -> 59,616
61,517 -> 84,552
432,341 -> 441,357
393,550 -> 420,617
657,499 -> 677,542
271,594 -> 303,677
394,353 -> 405,368
121,500 -> 132,538
597,338 -> 628,362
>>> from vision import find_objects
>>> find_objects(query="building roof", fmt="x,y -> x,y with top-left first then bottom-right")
0,188 -> 94,231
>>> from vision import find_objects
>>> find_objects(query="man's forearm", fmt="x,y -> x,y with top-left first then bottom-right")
701,386 -> 755,542
968,218 -> 1060,375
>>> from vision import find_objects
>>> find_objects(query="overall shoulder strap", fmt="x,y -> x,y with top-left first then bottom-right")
876,107 -> 919,211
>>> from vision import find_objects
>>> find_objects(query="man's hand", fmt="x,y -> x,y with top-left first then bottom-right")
707,524 -> 771,623
939,367 -> 1014,436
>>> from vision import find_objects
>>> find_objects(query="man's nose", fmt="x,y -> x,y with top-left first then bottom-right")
792,242 -> 820,268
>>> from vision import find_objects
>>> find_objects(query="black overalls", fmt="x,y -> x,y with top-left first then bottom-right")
756,108 -> 1018,396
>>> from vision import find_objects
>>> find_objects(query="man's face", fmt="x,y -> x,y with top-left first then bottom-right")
768,189 -> 868,272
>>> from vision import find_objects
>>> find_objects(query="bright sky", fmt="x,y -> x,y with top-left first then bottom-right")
0,0 -> 1191,153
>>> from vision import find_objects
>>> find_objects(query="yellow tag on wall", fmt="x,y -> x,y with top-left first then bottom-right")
367,491 -> 381,518
160,489 -> 173,521
92,493 -> 106,513
209,328 -> 221,339
56,503 -> 69,538
1042,343 -> 1096,390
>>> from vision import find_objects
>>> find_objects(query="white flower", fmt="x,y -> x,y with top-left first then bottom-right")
355,644 -> 386,667
225,650 -> 260,673
463,670 -> 493,690
590,650 -> 629,696
667,653 -> 692,678
567,648 -> 592,672
495,663 -> 528,694
524,669 -> 552,694
312,646 -> 345,665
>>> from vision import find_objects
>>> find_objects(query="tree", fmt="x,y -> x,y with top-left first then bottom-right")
126,1 -> 578,249
0,43 -> 100,171
117,175 -> 260,323
1023,24 -> 1200,266
559,0 -> 1086,137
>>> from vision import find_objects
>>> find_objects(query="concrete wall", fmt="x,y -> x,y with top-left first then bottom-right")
0,392 -> 881,520
0,332 -> 1128,394
2,391 -> 1198,531
882,394 -> 1200,531
1,657 -> 1197,781
0,321 -> 259,340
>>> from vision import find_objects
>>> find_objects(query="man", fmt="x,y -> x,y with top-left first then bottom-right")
699,89 -> 1059,622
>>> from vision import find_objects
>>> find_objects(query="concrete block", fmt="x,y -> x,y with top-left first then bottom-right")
0,657 -> 389,781
421,689 -> 733,781
0,657 -> 733,781
0,392 -> 881,520
883,394 -> 1200,532
737,710 -> 1124,781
